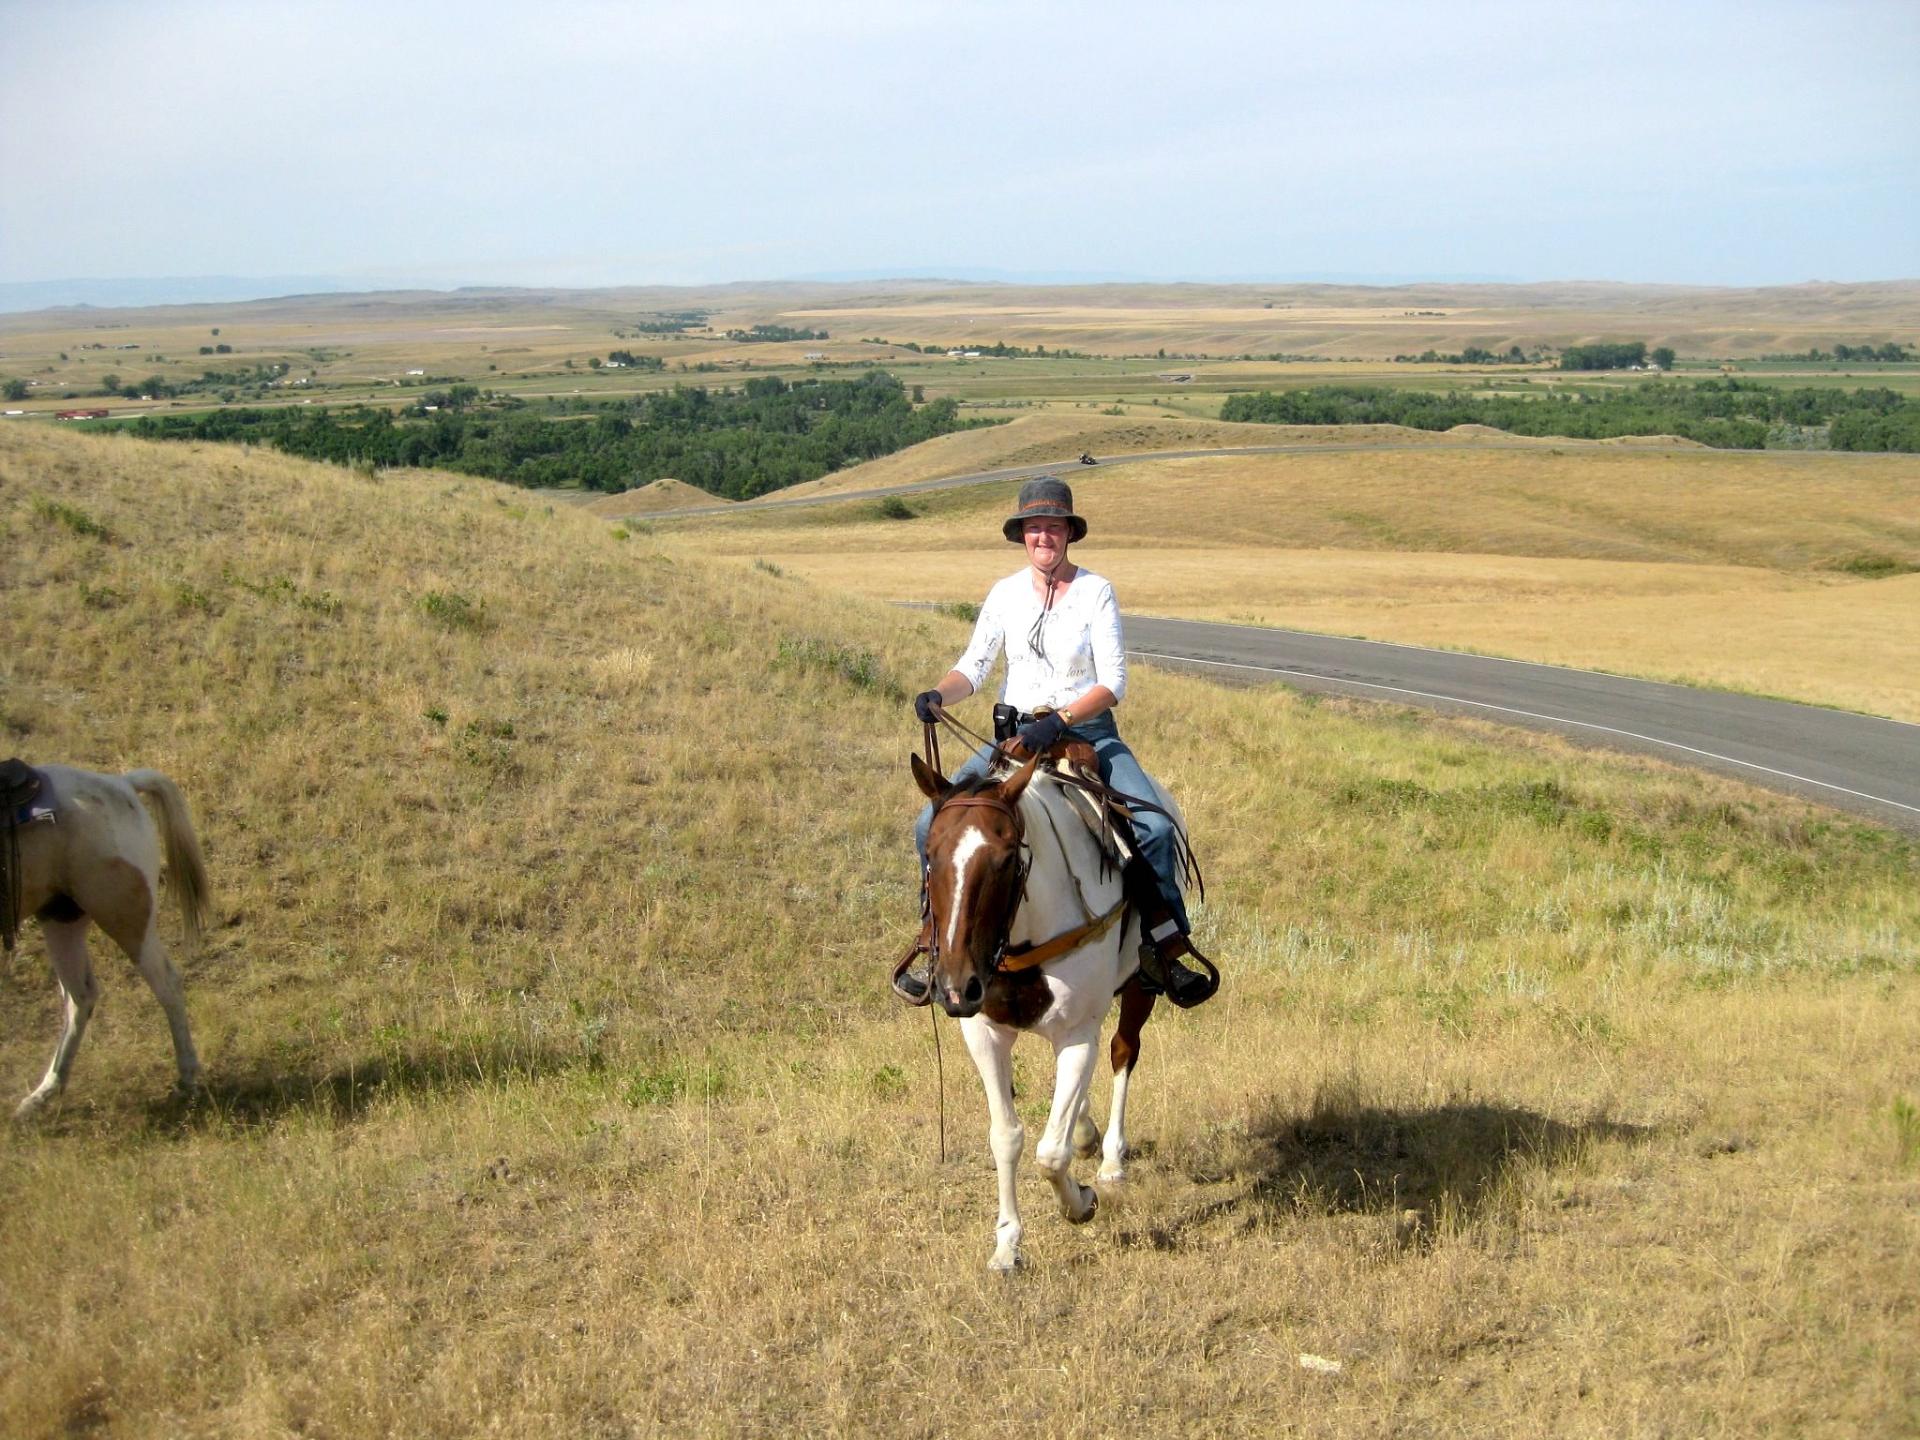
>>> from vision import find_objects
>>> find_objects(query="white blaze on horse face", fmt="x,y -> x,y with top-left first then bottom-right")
945,825 -> 991,958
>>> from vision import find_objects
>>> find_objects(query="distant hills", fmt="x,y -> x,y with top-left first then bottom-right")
0,275 -> 364,313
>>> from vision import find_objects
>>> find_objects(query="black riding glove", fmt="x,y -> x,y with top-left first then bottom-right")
1014,711 -> 1066,757
913,689 -> 945,724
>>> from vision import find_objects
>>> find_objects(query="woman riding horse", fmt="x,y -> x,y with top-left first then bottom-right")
895,476 -> 1218,1009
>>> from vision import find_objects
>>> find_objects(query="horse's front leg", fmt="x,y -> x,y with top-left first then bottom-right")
1033,1030 -> 1100,1224
959,1016 -> 1026,1273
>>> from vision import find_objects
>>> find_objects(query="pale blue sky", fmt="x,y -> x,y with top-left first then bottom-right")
2,0 -> 1914,291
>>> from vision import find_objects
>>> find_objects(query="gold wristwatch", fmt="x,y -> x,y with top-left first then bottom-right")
1058,707 -> 1076,728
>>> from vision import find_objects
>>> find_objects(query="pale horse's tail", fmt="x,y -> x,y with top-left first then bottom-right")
125,769 -> 211,948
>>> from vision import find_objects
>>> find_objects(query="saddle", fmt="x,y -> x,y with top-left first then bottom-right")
1,758 -> 40,814
2,757 -> 46,955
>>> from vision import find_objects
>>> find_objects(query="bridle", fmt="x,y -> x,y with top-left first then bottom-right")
921,789 -> 1033,980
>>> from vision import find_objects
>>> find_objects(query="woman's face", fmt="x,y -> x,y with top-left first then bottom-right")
1022,517 -> 1072,572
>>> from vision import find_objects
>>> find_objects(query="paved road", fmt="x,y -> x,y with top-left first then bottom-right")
1125,617 -> 1920,834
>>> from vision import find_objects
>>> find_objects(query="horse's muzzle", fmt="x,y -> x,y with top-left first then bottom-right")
938,972 -> 985,1019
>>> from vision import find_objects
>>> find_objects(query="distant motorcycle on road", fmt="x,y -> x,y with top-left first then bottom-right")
1079,452 -> 1097,465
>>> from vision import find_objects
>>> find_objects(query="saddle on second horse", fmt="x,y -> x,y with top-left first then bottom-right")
1,758 -> 42,815
2,758 -> 48,956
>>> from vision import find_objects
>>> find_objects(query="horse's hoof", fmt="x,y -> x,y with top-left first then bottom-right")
1097,1164 -> 1127,1186
1065,1186 -> 1098,1224
987,1250 -> 1027,1276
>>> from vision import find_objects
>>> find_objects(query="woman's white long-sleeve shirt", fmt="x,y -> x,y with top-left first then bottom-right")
953,567 -> 1128,713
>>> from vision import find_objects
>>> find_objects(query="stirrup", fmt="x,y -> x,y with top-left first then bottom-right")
1138,937 -> 1220,1010
892,933 -> 933,1007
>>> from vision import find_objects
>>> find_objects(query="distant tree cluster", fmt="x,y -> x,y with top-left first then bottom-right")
878,338 -> 1094,360
1762,343 -> 1913,363
1394,345 -> 1533,364
1219,379 -> 1919,451
606,351 -> 667,371
132,371 -> 1000,497
723,325 -> 829,343
1558,342 -> 1652,371
618,311 -> 708,335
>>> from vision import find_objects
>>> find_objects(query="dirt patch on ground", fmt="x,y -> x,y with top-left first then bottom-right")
581,478 -> 723,516
1596,433 -> 1711,448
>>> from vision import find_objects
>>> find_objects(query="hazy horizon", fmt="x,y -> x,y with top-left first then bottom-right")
3,2 -> 1915,299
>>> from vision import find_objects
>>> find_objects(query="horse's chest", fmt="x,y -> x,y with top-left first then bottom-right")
983,970 -> 1054,1030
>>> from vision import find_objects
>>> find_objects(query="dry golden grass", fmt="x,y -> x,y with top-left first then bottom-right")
2,423 -> 1917,1437
682,446 -> 1920,720
769,279 -> 1920,357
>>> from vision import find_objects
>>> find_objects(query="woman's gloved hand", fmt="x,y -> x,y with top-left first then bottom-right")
1012,711 -> 1066,758
913,690 -> 945,724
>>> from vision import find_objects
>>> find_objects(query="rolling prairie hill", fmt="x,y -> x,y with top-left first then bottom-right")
1,421 -> 1915,1438
755,412 -> 1559,502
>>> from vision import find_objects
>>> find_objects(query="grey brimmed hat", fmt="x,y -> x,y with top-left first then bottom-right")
1002,476 -> 1087,543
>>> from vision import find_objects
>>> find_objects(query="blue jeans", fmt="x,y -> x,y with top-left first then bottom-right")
913,711 -> 1192,934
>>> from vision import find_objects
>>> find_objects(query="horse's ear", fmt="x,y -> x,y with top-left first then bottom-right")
997,751 -> 1041,805
911,753 -> 951,802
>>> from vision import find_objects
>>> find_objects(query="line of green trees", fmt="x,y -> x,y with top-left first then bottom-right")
876,339 -> 1096,360
1394,345 -> 1533,364
1762,343 -> 1913,363
723,325 -> 828,343
1558,342 -> 1676,371
1218,380 -> 1920,451
619,311 -> 708,335
130,371 -> 996,498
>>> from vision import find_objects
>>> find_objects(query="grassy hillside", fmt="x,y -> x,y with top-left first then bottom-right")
757,413 -> 1554,502
1,425 -> 1916,1437
683,446 -> 1920,720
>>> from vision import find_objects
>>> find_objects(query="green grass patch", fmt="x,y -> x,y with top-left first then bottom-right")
1829,552 -> 1919,579
773,635 -> 904,700
419,589 -> 486,630
33,495 -> 112,539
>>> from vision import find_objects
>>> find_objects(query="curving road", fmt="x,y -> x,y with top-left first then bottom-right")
1126,617 -> 1920,834
696,445 -> 1917,834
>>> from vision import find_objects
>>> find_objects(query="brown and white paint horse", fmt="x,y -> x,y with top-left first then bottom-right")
8,765 -> 209,1118
911,749 -> 1170,1272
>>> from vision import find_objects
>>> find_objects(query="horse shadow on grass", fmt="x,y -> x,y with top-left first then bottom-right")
1113,1084 -> 1652,1252
141,1041 -> 594,1130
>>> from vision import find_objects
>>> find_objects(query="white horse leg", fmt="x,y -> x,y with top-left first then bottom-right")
92,885 -> 201,1100
128,919 -> 201,1097
1099,981 -> 1155,1185
1100,1065 -> 1134,1185
16,919 -> 97,1119
961,1017 -> 1025,1273
1033,1035 -> 1099,1224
